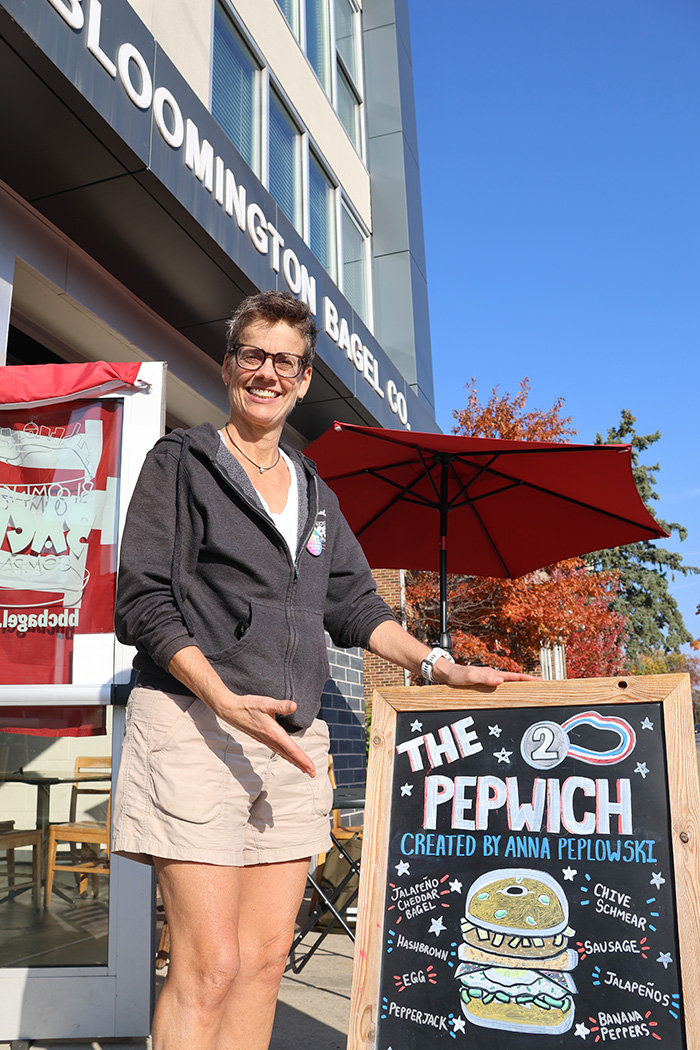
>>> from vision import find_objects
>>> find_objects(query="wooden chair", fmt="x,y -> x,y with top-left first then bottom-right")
328,755 -> 363,843
44,756 -> 111,907
306,755 -> 364,916
0,822 -> 42,908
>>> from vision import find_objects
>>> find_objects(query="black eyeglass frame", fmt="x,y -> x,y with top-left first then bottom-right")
231,343 -> 308,379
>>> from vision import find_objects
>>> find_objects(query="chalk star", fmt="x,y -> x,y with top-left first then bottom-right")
494,747 -> 512,763
575,1022 -> 591,1039
429,916 -> 446,936
635,762 -> 650,778
396,860 -> 410,876
641,717 -> 654,730
410,719 -> 423,733
488,724 -> 502,737
562,867 -> 577,881
400,782 -> 413,796
451,1016 -> 466,1033
657,952 -> 673,969
449,879 -> 463,894
650,871 -> 666,889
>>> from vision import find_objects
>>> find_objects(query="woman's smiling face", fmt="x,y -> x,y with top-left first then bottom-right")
222,319 -> 313,435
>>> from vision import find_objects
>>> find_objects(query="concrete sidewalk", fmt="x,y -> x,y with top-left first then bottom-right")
0,926 -> 355,1050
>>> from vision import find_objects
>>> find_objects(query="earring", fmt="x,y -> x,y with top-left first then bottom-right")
296,396 -> 304,406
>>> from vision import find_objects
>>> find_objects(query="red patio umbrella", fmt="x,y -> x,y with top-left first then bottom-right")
304,422 -> 669,649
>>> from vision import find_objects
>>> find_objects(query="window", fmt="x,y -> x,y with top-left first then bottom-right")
309,153 -> 337,279
271,0 -> 362,153
269,91 -> 302,234
341,203 -> 367,321
211,3 -> 372,323
212,7 -> 260,173
336,68 -> 360,149
274,0 -> 299,37
305,0 -> 331,93
334,0 -> 356,81
333,0 -> 361,150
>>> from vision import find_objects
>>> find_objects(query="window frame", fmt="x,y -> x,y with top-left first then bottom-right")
266,0 -> 365,157
339,197 -> 373,328
267,85 -> 304,235
307,148 -> 339,282
211,0 -> 263,177
210,0 -> 373,326
331,0 -> 365,156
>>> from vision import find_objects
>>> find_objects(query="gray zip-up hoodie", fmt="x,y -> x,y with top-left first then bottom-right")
114,422 -> 395,728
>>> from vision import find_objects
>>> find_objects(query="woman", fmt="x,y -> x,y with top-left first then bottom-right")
112,291 -> 531,1050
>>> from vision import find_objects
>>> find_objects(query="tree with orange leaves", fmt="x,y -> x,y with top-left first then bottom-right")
405,558 -> 628,677
405,378 -> 628,677
452,377 -> 576,442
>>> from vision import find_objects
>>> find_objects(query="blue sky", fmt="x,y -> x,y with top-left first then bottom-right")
407,0 -> 700,644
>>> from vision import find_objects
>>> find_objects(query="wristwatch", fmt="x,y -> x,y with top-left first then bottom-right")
420,647 -> 455,684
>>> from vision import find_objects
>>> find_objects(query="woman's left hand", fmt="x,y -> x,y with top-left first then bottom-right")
368,620 -> 538,686
434,660 -> 536,687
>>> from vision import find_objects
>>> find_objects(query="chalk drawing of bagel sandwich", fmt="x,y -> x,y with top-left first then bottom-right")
456,868 -> 577,1034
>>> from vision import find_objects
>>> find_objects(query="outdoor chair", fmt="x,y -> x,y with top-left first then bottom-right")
44,756 -> 111,907
0,821 -> 42,907
308,755 -> 363,910
289,756 -> 364,973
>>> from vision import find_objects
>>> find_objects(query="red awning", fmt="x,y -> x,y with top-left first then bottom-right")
0,361 -> 144,408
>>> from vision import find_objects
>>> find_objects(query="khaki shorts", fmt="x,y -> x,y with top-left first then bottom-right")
111,685 -> 333,866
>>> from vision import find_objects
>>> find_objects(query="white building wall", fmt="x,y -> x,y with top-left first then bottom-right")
129,0 -> 213,104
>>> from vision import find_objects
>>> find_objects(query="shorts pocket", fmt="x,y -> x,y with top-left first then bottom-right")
309,765 -> 334,819
149,694 -> 201,753
304,720 -> 333,818
149,697 -> 225,825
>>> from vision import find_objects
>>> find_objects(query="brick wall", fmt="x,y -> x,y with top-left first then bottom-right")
362,568 -> 407,719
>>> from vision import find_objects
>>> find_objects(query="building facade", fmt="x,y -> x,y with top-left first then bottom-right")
0,0 -> 436,785
0,1 -> 436,1033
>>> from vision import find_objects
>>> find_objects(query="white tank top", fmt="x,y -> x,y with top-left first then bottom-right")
256,449 -> 299,558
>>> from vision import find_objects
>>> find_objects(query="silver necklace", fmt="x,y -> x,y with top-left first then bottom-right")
225,424 -> 281,474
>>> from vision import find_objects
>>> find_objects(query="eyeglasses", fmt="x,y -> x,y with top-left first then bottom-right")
232,344 -> 307,379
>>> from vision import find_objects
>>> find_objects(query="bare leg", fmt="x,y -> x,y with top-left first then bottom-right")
216,858 -> 311,1050
152,858 -> 242,1050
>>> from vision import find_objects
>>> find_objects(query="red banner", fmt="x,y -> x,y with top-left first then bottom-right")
0,398 -> 124,690
0,705 -> 106,737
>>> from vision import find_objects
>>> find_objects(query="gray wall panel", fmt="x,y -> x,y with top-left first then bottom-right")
363,0 -> 435,413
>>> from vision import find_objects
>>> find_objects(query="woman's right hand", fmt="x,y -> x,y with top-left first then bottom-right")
167,646 -> 316,776
214,692 -> 316,776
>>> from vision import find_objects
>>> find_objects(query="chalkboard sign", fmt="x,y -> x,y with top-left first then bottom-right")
350,675 -> 700,1050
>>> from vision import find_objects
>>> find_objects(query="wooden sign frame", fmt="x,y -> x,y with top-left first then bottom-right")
349,674 -> 700,1050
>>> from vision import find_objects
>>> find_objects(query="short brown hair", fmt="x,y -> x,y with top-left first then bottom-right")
225,291 -> 318,364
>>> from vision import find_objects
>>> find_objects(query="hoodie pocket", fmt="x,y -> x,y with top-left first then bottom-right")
205,599 -> 290,700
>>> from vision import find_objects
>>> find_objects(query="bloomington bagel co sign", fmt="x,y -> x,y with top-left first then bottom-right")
35,0 -> 412,428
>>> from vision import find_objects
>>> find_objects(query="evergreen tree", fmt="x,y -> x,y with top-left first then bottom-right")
585,410 -> 699,661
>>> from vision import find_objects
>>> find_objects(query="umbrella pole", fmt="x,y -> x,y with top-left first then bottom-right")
439,460 -> 452,652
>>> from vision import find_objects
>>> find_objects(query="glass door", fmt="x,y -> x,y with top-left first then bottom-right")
0,362 -> 164,1040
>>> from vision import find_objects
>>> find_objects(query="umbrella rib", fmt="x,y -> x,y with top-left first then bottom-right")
354,467 -> 438,536
321,452 -> 441,486
444,453 -> 500,509
447,455 -> 663,536
465,500 -> 512,577
416,448 -> 443,503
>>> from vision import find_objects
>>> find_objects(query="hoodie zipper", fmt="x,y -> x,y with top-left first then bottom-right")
213,454 -> 321,703
284,474 -> 320,698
